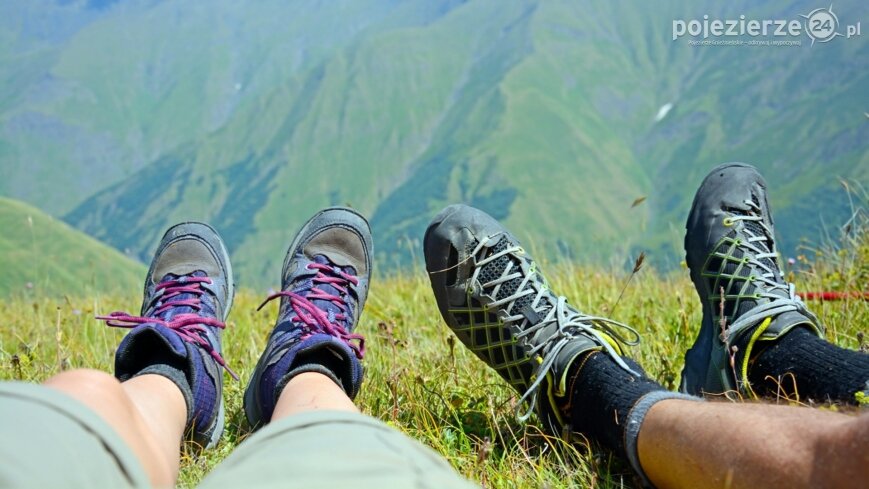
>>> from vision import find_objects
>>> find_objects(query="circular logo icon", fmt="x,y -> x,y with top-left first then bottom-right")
802,6 -> 840,43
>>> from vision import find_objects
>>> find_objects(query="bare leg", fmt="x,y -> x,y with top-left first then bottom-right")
271,372 -> 357,421
44,369 -> 186,488
638,399 -> 869,489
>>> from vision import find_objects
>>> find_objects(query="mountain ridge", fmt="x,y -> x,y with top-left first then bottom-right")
1,0 -> 866,287
0,197 -> 146,297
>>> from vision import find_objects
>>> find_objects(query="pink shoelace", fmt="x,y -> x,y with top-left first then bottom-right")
257,261 -> 365,359
98,275 -> 239,380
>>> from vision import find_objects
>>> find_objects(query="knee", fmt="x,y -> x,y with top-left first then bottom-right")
44,369 -> 124,402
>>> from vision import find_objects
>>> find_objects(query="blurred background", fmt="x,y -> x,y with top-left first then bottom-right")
1,0 -> 866,293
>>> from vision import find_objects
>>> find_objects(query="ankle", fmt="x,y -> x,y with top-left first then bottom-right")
251,334 -> 364,424
747,327 -> 869,403
565,353 -> 701,487
568,353 -> 665,453
272,372 -> 358,421
556,350 -> 597,417
137,363 -> 195,424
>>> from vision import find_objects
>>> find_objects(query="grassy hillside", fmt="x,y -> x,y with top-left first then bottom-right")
0,210 -> 865,488
1,0 -> 867,287
0,197 -> 145,297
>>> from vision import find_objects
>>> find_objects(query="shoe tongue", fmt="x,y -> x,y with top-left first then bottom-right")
742,195 -> 782,283
741,219 -> 780,279
293,255 -> 356,327
157,270 -> 215,321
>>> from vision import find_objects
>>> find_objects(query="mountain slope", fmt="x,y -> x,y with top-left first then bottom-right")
0,197 -> 145,297
1,0 -> 867,286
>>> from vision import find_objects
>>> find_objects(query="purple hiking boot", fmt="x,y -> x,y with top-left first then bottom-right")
244,207 -> 372,428
98,222 -> 236,449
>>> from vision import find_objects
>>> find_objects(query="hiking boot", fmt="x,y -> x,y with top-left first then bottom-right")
680,163 -> 824,396
244,207 -> 371,428
99,222 -> 236,449
423,204 -> 641,434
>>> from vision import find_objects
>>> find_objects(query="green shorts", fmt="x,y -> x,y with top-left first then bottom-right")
0,382 -> 477,489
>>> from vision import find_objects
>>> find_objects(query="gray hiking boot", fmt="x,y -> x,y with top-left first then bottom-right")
244,207 -> 371,428
99,222 -> 236,449
424,204 -> 641,434
680,163 -> 824,396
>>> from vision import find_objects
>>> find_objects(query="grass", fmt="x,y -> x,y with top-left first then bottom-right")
0,214 -> 866,488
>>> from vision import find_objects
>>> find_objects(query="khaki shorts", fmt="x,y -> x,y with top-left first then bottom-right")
0,383 -> 477,489
0,382 -> 150,488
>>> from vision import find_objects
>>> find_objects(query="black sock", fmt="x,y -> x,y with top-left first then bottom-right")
568,352 -> 667,455
566,351 -> 700,486
748,327 -> 869,404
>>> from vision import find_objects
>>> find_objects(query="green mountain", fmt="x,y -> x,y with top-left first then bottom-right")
1,0 -> 867,287
0,197 -> 145,297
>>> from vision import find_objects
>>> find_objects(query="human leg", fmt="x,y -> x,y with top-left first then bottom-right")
43,370 -> 186,487
1,221 -> 236,488
61,222 -> 236,486
565,347 -> 869,488
0,380 -> 151,488
97,221 -> 237,451
271,371 -> 358,419
423,204 -> 695,484
638,399 -> 869,489
199,207 -> 475,489
423,202 -> 869,489
242,207 -> 371,428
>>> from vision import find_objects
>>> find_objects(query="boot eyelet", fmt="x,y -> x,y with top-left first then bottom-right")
723,217 -> 735,227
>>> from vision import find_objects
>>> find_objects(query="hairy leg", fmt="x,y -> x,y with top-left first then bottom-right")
638,399 -> 869,489
45,369 -> 186,488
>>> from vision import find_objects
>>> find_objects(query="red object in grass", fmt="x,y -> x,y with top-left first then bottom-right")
801,291 -> 869,301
